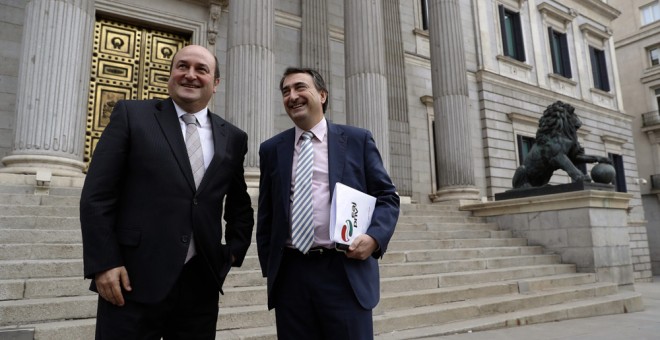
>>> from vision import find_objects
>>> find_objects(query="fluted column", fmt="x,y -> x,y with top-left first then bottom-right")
225,0 -> 273,171
428,0 -> 479,201
344,0 -> 390,170
1,0 -> 95,176
302,0 -> 332,118
383,0 -> 412,197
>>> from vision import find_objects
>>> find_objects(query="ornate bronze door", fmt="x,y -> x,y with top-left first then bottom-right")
85,18 -> 190,165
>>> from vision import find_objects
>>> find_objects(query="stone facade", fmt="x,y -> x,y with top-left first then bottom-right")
610,0 -> 660,278
0,0 -> 652,280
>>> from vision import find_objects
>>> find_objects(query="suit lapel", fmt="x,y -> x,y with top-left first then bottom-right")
278,129 -> 295,218
327,122 -> 346,193
153,98 -> 196,191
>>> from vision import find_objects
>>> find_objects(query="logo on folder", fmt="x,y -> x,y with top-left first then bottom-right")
330,183 -> 376,250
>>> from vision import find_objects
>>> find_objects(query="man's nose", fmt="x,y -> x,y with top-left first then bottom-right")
289,90 -> 299,100
184,69 -> 196,79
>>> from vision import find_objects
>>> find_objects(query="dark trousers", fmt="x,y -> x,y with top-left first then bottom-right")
95,256 -> 219,340
273,248 -> 374,340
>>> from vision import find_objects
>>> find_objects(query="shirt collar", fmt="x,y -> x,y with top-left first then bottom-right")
295,117 -> 327,143
173,101 -> 209,127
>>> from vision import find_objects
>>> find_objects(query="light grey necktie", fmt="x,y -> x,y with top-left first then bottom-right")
291,131 -> 315,254
182,113 -> 205,263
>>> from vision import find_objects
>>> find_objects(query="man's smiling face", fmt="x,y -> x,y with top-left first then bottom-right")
280,72 -> 327,130
168,45 -> 219,113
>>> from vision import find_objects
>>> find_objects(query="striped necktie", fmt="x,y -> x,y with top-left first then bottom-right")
181,113 -> 204,263
291,131 -> 315,254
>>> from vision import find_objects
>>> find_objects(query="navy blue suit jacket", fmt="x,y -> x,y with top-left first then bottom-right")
80,98 -> 254,304
257,122 -> 399,310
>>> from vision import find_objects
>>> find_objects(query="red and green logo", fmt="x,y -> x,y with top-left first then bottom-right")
341,219 -> 354,242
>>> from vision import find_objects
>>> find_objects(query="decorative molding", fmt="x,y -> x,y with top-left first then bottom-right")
580,22 -> 612,42
538,2 -> 575,26
273,10 -> 344,42
507,112 -> 538,126
496,55 -> 533,70
207,2 -> 224,46
274,9 -> 301,29
601,135 -> 628,146
580,0 -> 621,21
548,73 -> 577,86
95,0 -> 206,45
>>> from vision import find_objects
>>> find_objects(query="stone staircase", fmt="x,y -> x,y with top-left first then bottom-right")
0,182 -> 643,339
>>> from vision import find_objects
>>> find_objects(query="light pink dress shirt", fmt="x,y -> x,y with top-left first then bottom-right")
290,118 -> 332,248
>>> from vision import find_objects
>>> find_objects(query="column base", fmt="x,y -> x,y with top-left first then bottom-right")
0,155 -> 85,177
245,168 -> 260,197
430,186 -> 480,202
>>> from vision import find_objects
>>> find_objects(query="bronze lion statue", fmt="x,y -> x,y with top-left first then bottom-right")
512,101 -> 610,188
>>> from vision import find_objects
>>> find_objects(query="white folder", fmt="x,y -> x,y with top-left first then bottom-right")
329,183 -> 377,250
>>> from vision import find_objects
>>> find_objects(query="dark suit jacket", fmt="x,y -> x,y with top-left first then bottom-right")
257,122 -> 399,310
80,98 -> 254,304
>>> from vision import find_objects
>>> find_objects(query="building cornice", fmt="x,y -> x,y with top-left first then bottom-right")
579,0 -> 621,21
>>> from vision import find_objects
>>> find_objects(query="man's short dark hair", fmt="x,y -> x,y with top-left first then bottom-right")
279,67 -> 329,113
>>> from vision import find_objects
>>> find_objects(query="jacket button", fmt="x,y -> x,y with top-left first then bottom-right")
181,235 -> 190,243
193,198 -> 198,205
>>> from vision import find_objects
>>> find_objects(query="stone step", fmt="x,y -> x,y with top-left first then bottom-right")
397,215 -> 484,224
374,291 -> 644,339
372,282 -> 624,335
388,238 -> 527,251
395,222 -> 499,232
214,281 -> 633,340
392,230 -> 511,240
0,205 -> 80,217
216,325 -> 276,340
0,216 -> 80,230
400,209 -> 473,217
376,273 -> 598,313
0,296 -> 97,327
0,260 -> 83,280
380,254 -> 561,278
0,194 -> 77,206
0,243 -> 82,260
0,277 -> 92,301
400,203 -> 459,212
381,264 -> 576,293
0,183 -> 82,197
381,246 -> 545,264
217,304 -> 274,330
0,229 -> 81,244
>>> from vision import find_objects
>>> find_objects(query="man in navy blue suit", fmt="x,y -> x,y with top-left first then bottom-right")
257,67 -> 400,339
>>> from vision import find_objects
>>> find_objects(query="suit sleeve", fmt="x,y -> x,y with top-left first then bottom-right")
362,130 -> 400,259
256,143 -> 273,277
80,100 -> 131,279
223,130 -> 255,267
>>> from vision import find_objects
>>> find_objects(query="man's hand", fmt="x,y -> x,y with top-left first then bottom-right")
95,266 -> 132,306
346,234 -> 378,260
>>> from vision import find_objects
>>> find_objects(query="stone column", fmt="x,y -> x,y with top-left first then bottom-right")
302,0 -> 332,117
427,0 -> 479,201
344,0 -> 390,170
225,0 -> 273,173
1,0 -> 95,177
383,0 -> 412,197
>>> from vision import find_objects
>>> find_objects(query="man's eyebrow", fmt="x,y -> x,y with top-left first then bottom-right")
282,81 -> 307,90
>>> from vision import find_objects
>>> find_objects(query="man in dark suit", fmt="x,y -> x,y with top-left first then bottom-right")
80,45 -> 254,339
257,67 -> 400,339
